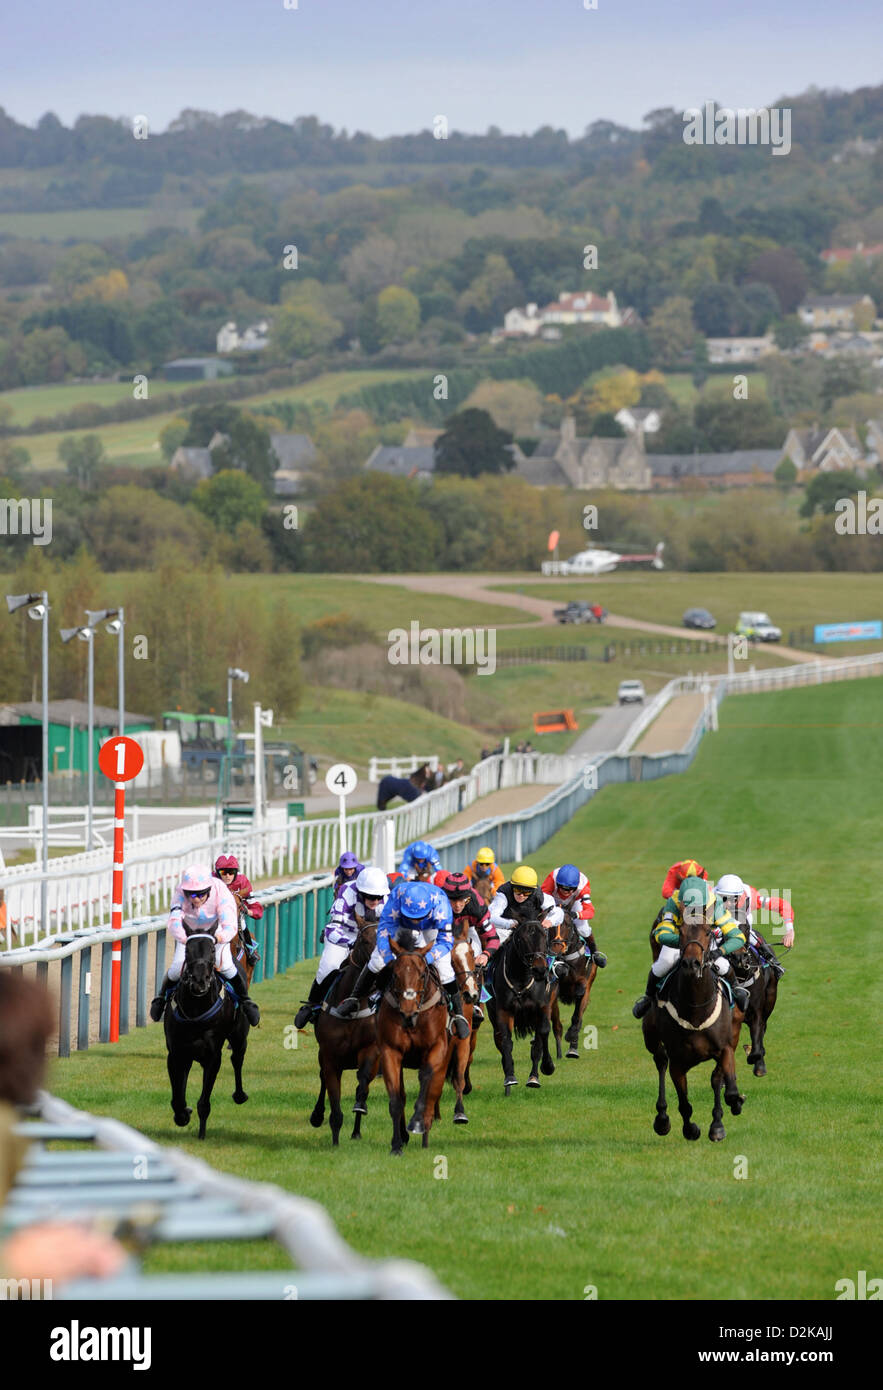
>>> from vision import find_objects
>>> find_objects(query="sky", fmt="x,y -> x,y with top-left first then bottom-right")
3,0 -> 882,137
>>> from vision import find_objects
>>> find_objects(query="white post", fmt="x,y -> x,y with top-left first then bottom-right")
86,627 -> 94,851
253,703 -> 264,835
727,632 -> 735,679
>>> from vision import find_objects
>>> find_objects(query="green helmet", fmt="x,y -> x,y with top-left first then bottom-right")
679,875 -> 712,919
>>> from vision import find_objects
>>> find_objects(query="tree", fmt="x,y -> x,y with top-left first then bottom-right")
433,408 -> 515,477
261,601 -> 304,717
72,269 -> 129,302
691,334 -> 710,389
693,383 -> 783,451
191,469 -> 268,535
58,433 -> 105,489
589,412 -> 626,437
303,474 -> 442,572
743,250 -> 807,313
774,457 -> 798,491
85,487 -> 213,569
357,295 -> 382,354
691,283 -> 751,337
50,245 -> 111,298
159,416 -> 189,462
457,253 -> 520,333
183,403 -> 242,448
799,469 -> 865,519
646,297 -> 695,365
741,281 -> 781,335
210,414 -> 277,491
773,315 -> 810,350
376,286 -> 421,346
463,379 -> 543,435
271,300 -> 342,358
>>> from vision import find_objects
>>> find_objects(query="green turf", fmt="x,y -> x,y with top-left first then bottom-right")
46,676 -> 881,1299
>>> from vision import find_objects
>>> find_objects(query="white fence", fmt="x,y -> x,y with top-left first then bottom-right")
368,755 -> 438,781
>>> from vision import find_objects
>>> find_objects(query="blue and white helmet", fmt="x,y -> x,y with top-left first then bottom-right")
398,881 -> 434,923
555,864 -> 581,891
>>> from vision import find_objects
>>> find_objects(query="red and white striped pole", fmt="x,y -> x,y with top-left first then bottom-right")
98,736 -> 144,1043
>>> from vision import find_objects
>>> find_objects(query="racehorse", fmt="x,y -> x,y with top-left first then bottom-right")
377,939 -> 450,1156
446,936 -> 481,1125
164,931 -> 249,1139
641,914 -> 745,1142
376,765 -> 431,812
231,895 -> 260,988
486,919 -> 557,1095
731,943 -> 778,1077
548,910 -> 597,1060
309,915 -> 380,1145
472,877 -> 496,906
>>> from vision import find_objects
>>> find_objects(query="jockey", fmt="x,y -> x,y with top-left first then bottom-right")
333,850 -> 364,897
465,846 -> 504,895
435,869 -> 499,1024
214,855 -> 263,961
398,839 -> 442,881
293,866 -> 389,1028
540,863 -> 606,967
337,879 -> 470,1039
661,858 -> 709,900
714,874 -> 791,977
632,875 -> 748,1019
150,863 -> 260,1025
488,865 -> 564,945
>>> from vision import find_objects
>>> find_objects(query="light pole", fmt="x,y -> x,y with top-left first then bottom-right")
88,608 -> 125,734
6,591 -> 50,934
226,667 -> 249,797
61,622 -> 96,850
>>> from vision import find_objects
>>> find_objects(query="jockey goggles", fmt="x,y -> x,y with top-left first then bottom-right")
184,887 -> 210,901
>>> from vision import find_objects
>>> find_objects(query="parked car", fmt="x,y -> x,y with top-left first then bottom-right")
735,611 -> 782,643
617,679 -> 646,705
554,600 -> 607,624
683,607 -> 716,630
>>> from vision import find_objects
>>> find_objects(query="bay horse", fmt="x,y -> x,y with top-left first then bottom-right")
309,915 -> 380,1145
472,877 -> 496,907
486,919 -> 557,1095
446,936 -> 481,1125
731,943 -> 778,1077
232,900 -> 260,988
548,910 -> 597,1061
641,915 -> 745,1142
164,931 -> 249,1139
377,939 -> 450,1156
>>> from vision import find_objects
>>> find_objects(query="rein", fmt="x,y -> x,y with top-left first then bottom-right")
384,954 -> 441,1018
501,933 -> 549,1000
173,931 -> 228,1024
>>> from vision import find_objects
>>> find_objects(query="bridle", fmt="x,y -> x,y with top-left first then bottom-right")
385,950 -> 440,1024
174,932 -> 225,1023
502,924 -> 550,998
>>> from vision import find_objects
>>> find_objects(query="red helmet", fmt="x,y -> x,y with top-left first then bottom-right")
439,871 -> 471,899
433,870 -> 449,887
215,854 -> 239,873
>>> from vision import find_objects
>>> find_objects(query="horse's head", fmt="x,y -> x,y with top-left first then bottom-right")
473,877 -> 495,906
513,919 -> 549,980
547,912 -> 575,957
183,932 -> 216,995
389,939 -> 432,1027
677,914 -> 714,979
451,938 -> 479,1004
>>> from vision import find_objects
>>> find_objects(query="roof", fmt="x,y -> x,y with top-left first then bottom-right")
786,426 -> 861,455
365,445 -> 436,477
270,433 -> 316,469
542,292 -> 612,314
1,701 -> 155,730
514,454 -> 573,486
162,357 -> 226,368
820,244 -> 883,262
171,446 -> 213,479
800,294 -> 872,309
649,450 -> 783,478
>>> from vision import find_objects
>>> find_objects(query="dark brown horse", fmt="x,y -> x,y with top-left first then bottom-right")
472,876 -> 496,907
486,919 -> 557,1095
641,915 -> 745,1142
731,943 -> 778,1077
164,932 -> 249,1140
548,911 -> 597,1061
309,917 -> 379,1145
377,940 -> 450,1156
446,937 -> 481,1124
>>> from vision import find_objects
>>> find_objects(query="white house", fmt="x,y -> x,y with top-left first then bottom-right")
216,320 -> 271,353
539,291 -> 621,328
705,336 -> 774,364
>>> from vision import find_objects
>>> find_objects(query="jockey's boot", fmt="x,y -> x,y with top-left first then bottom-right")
722,966 -> 750,1012
337,962 -> 378,1018
444,981 -> 470,1040
584,932 -> 607,968
754,936 -> 785,978
227,970 -> 260,1026
294,976 -> 326,1029
149,973 -> 174,1022
632,968 -> 658,1019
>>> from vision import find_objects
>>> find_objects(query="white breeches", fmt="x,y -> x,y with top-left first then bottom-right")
168,939 -> 235,981
652,945 -> 729,978
316,941 -> 351,984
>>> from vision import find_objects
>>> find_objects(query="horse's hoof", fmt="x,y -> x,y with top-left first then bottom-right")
709,1125 -> 726,1142
309,1111 -> 324,1128
174,1109 -> 192,1127
540,1058 -> 555,1076
753,1061 -> 766,1077
390,1148 -> 402,1157
683,1122 -> 701,1141
350,1131 -> 361,1140
351,1102 -> 367,1115
654,1115 -> 671,1136
407,1118 -> 424,1135
566,1048 -> 580,1060
232,1090 -> 248,1104
526,1075 -> 541,1088
454,1112 -> 469,1125
504,1075 -> 517,1088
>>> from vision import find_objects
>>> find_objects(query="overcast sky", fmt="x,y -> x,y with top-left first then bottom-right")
4,0 -> 881,136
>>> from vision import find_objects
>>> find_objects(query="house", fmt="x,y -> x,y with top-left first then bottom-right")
614,406 -> 661,436
402,427 -> 442,448
502,303 -> 542,337
865,419 -> 883,462
364,445 -> 437,479
216,320 -> 270,353
538,291 -> 622,328
705,336 -> 774,364
270,433 -> 316,496
649,451 -> 784,488
216,321 -> 240,353
170,446 -> 213,481
820,242 -> 883,265
523,417 -> 651,489
780,426 -> 864,473
796,295 -> 876,331
162,356 -> 234,382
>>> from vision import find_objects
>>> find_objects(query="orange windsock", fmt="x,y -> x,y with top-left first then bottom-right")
548,530 -> 560,551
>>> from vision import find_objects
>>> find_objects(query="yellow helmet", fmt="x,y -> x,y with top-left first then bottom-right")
510,865 -> 538,889
476,847 -> 495,865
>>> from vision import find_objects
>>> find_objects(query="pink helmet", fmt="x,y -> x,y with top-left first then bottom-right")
215,854 -> 239,873
181,863 -> 213,893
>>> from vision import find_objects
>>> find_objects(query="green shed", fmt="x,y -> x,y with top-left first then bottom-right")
0,701 -> 154,781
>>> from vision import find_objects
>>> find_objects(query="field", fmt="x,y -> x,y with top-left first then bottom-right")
0,207 -> 201,240
48,677 -> 882,1299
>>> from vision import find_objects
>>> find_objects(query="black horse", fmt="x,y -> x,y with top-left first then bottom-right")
486,919 -> 557,1094
164,932 -> 250,1139
731,944 -> 778,1077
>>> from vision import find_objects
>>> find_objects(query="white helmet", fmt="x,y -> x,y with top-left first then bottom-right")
715,874 -> 745,898
356,866 -> 388,898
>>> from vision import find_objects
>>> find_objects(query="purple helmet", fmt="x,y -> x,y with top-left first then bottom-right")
338,851 -> 361,872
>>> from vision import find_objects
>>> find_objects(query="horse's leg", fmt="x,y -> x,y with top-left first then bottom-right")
669,1059 -> 700,1141
721,1043 -> 744,1116
493,1008 -> 517,1092
539,999 -> 555,1076
551,997 -> 563,1059
196,1047 -> 223,1140
652,1042 -> 670,1136
380,1046 -> 405,1156
421,1038 -> 450,1148
709,1059 -> 726,1142
310,1069 -> 327,1128
408,1056 -> 433,1135
327,1062 -> 344,1147
230,1018 -> 249,1104
168,1050 -> 192,1127
452,1036 -> 469,1124
566,974 -> 588,1058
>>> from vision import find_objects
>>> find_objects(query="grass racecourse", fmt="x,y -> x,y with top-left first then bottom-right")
49,677 -> 881,1300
